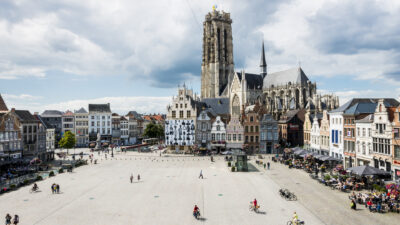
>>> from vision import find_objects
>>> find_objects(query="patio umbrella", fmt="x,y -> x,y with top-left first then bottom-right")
293,149 -> 307,155
315,154 -> 326,160
346,165 -> 391,176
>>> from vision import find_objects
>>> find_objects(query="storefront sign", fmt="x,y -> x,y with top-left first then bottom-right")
394,160 -> 400,165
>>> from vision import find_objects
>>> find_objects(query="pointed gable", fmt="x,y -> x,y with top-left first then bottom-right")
0,94 -> 8,112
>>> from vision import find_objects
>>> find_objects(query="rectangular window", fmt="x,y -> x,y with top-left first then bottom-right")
245,136 -> 249,142
255,126 -> 259,133
250,136 -> 254,142
212,134 -> 215,141
395,128 -> 400,139
395,145 -> 400,159
185,104 -> 187,108
187,111 -> 191,118
331,130 -> 335,143
172,111 -> 176,118
250,126 -> 254,132
238,134 -> 242,141
233,134 -> 236,141
228,134 -> 231,141
179,111 -> 183,118
335,130 -> 338,143
245,126 -> 248,133
256,136 -> 259,143
250,116 -> 253,122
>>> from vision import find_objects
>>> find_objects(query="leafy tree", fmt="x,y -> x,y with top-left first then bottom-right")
144,122 -> 164,139
59,131 -> 76,153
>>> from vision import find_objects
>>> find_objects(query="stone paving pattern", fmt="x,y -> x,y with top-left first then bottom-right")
1,150 -> 399,225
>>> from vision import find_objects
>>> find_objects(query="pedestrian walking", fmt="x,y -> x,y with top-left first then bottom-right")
5,214 -> 11,225
12,215 -> 19,225
51,183 -> 55,194
263,163 -> 266,169
199,170 -> 203,179
130,174 -> 133,183
56,184 -> 60,194
267,162 -> 270,170
137,174 -> 140,181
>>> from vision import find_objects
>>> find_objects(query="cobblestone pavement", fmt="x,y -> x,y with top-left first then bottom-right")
1,151 -> 397,224
259,157 -> 400,225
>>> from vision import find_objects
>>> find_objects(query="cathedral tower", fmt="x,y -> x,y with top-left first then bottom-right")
201,9 -> 234,99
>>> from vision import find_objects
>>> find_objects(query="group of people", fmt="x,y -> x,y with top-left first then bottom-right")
51,183 -> 60,194
4,214 -> 18,225
130,174 -> 140,183
349,190 -> 400,213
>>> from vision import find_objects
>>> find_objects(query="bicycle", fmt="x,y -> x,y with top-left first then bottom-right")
29,187 -> 39,193
249,202 -> 260,213
287,220 -> 305,225
279,188 -> 297,201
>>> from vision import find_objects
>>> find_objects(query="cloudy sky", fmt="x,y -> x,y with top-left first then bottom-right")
1,0 -> 400,114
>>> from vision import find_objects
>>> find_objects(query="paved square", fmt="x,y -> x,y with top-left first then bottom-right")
1,152 -> 398,225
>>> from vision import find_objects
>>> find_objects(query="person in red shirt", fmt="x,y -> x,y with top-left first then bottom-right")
253,198 -> 258,208
367,199 -> 372,211
193,205 -> 200,218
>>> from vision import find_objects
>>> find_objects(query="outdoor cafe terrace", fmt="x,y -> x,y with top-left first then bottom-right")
274,147 -> 400,215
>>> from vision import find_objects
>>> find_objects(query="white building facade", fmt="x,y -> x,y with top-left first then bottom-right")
120,116 -> 129,145
210,116 -> 226,152
329,112 -> 343,160
355,114 -> 373,166
74,108 -> 89,147
88,104 -> 112,142
371,100 -> 393,173
310,115 -> 321,154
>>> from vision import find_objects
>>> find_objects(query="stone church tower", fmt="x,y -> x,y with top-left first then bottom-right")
201,10 -> 234,99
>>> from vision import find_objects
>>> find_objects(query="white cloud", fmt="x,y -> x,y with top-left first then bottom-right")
2,94 -> 43,100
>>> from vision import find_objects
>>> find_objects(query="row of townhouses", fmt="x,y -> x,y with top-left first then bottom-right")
0,94 -> 165,167
304,98 -> 400,181
166,85 -> 279,154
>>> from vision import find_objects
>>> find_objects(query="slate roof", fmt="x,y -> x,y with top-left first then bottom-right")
236,72 -> 263,89
126,111 -> 142,119
355,114 -> 374,123
75,108 -> 87,114
35,115 -> 54,129
263,67 -> 310,88
120,116 -> 128,121
89,104 -> 111,113
279,109 -> 306,123
202,98 -> 230,115
41,110 -> 63,116
15,110 -> 37,122
330,98 -> 399,114
0,94 -> 8,111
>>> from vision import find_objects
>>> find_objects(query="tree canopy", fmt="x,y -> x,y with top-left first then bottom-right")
59,131 -> 76,149
143,122 -> 164,139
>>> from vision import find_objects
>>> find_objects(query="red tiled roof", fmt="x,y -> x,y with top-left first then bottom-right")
63,110 -> 74,116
